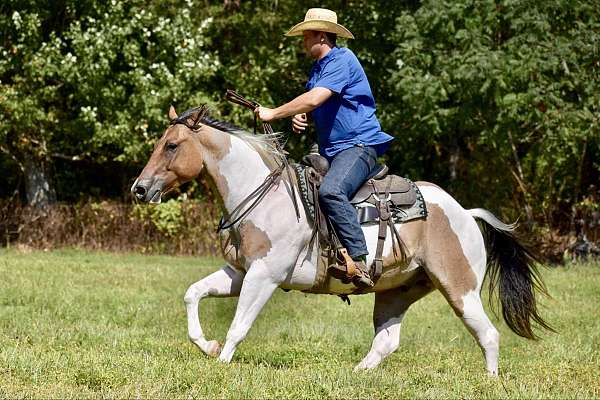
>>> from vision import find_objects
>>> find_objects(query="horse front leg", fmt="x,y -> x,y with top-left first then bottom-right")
218,259 -> 279,363
356,280 -> 432,370
184,265 -> 244,357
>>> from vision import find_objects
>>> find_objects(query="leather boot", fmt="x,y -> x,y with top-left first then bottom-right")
328,260 -> 374,289
351,260 -> 374,289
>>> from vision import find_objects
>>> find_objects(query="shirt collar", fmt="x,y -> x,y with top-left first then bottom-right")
317,46 -> 341,67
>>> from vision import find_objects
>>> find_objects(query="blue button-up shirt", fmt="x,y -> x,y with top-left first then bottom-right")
306,47 -> 393,158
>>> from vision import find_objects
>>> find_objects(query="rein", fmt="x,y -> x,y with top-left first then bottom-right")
225,90 -> 261,135
217,163 -> 285,232
216,90 -> 301,233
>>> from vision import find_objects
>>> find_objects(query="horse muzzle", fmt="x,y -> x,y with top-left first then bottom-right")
131,178 -> 165,204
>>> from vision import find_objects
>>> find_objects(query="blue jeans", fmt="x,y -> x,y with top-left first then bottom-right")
319,145 -> 378,259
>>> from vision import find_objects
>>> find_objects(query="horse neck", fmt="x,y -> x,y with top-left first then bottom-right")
200,128 -> 273,212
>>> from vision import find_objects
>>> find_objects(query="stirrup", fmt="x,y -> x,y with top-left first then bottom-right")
328,263 -> 353,284
327,249 -> 374,288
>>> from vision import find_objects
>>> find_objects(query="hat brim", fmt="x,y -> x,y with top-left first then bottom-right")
285,20 -> 354,39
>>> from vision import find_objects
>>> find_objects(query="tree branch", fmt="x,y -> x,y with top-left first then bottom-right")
0,144 -> 25,172
51,152 -> 83,161
507,129 -> 533,227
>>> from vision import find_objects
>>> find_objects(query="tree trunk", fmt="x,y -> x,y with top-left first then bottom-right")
448,138 -> 460,193
507,129 -> 533,228
24,157 -> 56,208
223,0 -> 240,12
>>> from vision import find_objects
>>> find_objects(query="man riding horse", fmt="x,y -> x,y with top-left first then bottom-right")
256,8 -> 393,289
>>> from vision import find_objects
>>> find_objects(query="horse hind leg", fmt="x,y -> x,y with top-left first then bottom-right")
423,204 -> 500,376
184,265 -> 244,357
355,274 -> 433,370
427,258 -> 500,376
460,291 -> 500,376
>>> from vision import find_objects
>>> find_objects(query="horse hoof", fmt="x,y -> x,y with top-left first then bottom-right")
206,340 -> 222,357
353,363 -> 373,371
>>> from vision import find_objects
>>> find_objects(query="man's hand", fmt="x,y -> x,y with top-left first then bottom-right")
292,113 -> 308,134
255,106 -> 276,122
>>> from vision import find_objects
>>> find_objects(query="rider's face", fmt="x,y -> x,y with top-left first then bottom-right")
302,30 -> 323,59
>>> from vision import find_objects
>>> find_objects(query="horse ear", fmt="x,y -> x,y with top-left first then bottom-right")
168,105 -> 178,120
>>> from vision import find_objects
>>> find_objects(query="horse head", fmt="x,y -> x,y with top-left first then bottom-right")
132,106 -> 207,203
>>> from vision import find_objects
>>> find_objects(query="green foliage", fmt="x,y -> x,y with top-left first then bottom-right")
384,0 -> 599,220
132,198 -> 184,237
0,0 -> 598,230
0,0 -> 218,166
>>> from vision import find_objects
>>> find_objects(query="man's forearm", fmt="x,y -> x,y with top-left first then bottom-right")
271,88 -> 332,119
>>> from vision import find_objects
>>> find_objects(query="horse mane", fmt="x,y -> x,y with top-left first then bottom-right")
175,107 -> 286,172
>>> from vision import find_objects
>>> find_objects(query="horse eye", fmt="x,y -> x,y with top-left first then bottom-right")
166,142 -> 178,152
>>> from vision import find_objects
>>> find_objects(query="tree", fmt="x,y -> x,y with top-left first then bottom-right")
0,0 -> 219,205
384,0 -> 599,226
1,0 -> 597,238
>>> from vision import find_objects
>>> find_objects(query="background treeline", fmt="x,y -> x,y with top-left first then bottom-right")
1,0 -> 598,259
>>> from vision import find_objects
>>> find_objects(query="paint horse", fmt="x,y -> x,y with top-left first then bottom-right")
132,106 -> 553,376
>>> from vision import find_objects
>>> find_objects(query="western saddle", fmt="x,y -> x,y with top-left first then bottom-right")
297,152 -> 427,291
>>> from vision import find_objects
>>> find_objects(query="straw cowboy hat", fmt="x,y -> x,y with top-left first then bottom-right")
285,8 -> 354,39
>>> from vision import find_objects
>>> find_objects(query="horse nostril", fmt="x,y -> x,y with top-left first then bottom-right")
134,185 -> 147,197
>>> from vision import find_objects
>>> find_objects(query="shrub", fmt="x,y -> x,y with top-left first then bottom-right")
0,199 -> 220,255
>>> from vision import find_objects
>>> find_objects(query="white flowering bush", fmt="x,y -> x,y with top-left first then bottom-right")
0,1 -> 220,204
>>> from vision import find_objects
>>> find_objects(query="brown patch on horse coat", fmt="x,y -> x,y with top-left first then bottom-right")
199,126 -> 232,200
166,126 -> 206,181
220,230 -> 246,271
382,219 -> 425,268
423,203 -> 477,316
239,221 -> 272,262
168,105 -> 178,120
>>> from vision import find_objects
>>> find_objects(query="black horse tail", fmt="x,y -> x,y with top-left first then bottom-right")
468,208 -> 555,339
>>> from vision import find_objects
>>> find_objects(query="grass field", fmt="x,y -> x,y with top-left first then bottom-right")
0,249 -> 599,398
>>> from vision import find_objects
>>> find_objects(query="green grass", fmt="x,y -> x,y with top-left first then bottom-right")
0,249 -> 599,398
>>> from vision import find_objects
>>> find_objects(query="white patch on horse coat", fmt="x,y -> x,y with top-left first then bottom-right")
461,289 -> 500,375
217,135 -> 273,210
281,243 -> 319,291
363,223 -> 392,266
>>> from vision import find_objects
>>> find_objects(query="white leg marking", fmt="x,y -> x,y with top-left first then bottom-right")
184,265 -> 243,357
218,260 -> 279,362
355,290 -> 411,370
355,317 -> 404,370
461,290 -> 500,376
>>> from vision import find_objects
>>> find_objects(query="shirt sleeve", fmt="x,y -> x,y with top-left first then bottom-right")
313,56 -> 349,94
